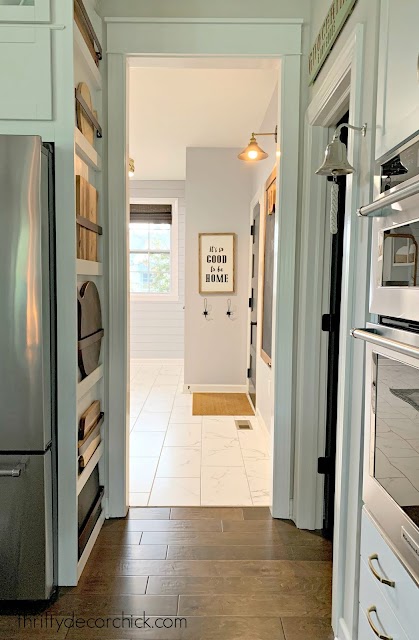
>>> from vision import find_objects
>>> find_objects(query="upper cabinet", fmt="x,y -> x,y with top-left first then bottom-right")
375,0 -> 419,160
0,0 -> 50,23
0,25 -> 52,119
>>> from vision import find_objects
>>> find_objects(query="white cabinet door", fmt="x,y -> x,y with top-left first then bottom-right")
376,0 -> 419,159
0,0 -> 50,23
0,26 -> 52,120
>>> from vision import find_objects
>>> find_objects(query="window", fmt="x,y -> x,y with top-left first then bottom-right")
129,202 -> 177,296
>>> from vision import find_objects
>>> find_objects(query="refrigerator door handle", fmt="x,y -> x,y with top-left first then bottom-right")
0,463 -> 26,478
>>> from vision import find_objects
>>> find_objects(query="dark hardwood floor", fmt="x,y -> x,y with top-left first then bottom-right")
1,507 -> 334,639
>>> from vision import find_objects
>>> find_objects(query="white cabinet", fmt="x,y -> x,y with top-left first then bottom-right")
359,562 -> 409,640
0,26 -> 52,120
360,509 -> 419,640
375,0 -> 419,159
0,0 -> 50,23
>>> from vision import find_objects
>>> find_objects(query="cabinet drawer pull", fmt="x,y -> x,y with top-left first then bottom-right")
367,606 -> 393,640
368,554 -> 395,587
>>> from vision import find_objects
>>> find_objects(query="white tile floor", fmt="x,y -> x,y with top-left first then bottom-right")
129,359 -> 271,507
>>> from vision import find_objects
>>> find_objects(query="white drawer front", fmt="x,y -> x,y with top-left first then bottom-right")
359,560 -> 409,640
361,509 -> 419,640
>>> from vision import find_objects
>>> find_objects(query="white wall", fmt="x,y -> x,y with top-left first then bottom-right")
184,148 -> 252,387
129,180 -> 185,359
252,82 -> 279,194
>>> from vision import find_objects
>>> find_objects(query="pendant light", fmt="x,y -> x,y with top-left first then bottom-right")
238,125 -> 278,162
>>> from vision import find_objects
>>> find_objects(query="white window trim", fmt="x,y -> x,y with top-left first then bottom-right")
129,196 -> 179,302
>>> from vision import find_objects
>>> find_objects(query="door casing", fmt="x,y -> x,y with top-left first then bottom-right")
105,18 -> 303,523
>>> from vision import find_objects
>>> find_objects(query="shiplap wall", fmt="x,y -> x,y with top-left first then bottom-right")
129,180 -> 185,359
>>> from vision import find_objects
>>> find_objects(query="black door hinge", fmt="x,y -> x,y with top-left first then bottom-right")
322,313 -> 337,332
247,367 -> 251,378
318,456 -> 332,475
249,297 -> 253,309
250,224 -> 255,237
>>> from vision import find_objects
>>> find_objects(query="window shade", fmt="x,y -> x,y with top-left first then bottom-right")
130,204 -> 172,224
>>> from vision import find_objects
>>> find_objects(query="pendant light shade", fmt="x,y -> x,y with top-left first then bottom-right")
238,135 -> 268,162
238,126 -> 277,162
315,136 -> 355,176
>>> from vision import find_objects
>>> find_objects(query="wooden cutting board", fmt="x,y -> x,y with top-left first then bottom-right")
74,0 -> 99,66
76,175 -> 98,261
78,281 -> 103,379
79,400 -> 101,440
76,82 -> 95,145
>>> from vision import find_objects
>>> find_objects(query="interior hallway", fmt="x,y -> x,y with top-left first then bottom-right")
130,360 -> 271,507
2,507 -> 333,639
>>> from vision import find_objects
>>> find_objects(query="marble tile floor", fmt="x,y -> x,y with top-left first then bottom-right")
1,507 -> 333,640
129,359 -> 271,507
375,360 -> 419,507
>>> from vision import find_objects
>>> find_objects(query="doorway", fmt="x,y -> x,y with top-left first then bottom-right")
106,17 -> 302,520
320,112 -> 349,539
127,59 -> 278,508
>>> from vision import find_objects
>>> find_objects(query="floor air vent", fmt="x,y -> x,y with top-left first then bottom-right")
235,419 -> 253,430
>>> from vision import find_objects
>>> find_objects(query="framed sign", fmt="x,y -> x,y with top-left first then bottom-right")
199,233 -> 235,294
308,0 -> 358,84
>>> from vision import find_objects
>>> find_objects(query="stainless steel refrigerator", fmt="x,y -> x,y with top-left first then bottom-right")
0,135 -> 57,601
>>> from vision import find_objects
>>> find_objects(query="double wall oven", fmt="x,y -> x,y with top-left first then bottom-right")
353,132 -> 419,584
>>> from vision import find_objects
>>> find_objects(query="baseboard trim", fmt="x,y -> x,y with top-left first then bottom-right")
255,408 -> 271,441
183,384 -> 248,394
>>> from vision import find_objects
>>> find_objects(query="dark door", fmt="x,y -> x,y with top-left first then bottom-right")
248,203 -> 260,407
320,112 -> 348,539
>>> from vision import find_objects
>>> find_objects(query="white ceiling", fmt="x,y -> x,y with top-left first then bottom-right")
128,61 -> 279,181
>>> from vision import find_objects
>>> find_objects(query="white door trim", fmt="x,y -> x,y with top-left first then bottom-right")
105,18 -> 302,519
107,53 -> 130,518
271,54 -> 301,518
293,23 -> 369,639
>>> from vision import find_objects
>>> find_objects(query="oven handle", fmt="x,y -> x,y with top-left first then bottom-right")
357,178 -> 419,217
350,328 -> 419,359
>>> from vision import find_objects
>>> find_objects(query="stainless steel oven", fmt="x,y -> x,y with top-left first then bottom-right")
353,323 -> 419,583
359,133 -> 419,323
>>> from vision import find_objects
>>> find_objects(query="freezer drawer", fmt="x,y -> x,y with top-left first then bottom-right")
0,452 -> 54,600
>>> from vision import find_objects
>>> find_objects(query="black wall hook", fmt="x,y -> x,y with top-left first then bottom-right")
203,298 -> 210,319
226,299 -> 233,318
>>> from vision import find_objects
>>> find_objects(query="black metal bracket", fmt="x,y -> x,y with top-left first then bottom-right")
76,215 -> 103,236
318,456 -> 332,475
75,88 -> 103,138
322,313 -> 337,333
75,0 -> 103,61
